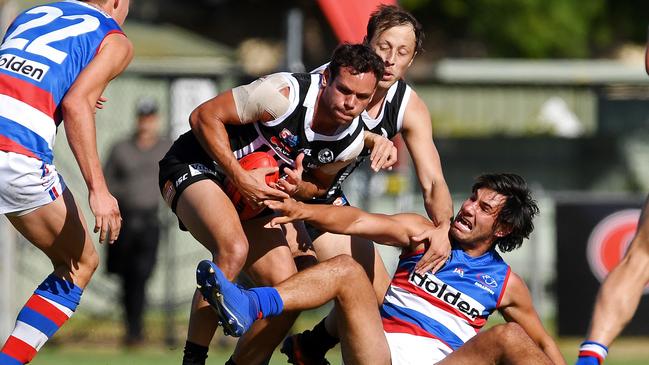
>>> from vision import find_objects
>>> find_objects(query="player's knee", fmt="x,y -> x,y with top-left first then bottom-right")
215,241 -> 248,273
82,248 -> 100,275
328,255 -> 366,282
71,247 -> 100,285
495,323 -> 527,347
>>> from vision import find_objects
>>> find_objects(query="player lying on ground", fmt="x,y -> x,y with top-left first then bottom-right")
198,173 -> 566,364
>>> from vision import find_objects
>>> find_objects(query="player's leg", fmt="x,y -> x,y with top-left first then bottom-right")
438,323 -> 552,365
282,232 -> 392,363
203,255 -> 390,365
228,218 -> 306,365
279,255 -> 390,365
1,189 -> 98,365
314,232 -> 392,302
578,197 -> 649,364
175,179 -> 250,363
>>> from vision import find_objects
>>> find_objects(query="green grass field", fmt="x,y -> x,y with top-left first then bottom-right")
29,339 -> 649,365
23,312 -> 649,365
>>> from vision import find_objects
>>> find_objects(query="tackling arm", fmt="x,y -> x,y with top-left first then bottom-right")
498,273 -> 566,365
266,198 -> 433,248
401,91 -> 453,227
401,91 -> 454,273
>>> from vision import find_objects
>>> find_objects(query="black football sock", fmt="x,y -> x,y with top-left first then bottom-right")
182,341 -> 208,365
301,317 -> 340,357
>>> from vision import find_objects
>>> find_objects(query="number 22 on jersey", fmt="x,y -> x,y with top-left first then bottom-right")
1,6 -> 99,64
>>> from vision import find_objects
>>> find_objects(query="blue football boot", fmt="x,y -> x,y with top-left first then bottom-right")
195,260 -> 260,337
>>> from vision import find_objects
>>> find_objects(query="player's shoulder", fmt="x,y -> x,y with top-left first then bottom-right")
101,32 -> 133,53
502,270 -> 529,297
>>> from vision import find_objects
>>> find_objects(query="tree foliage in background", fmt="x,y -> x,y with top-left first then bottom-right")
401,0 -> 649,58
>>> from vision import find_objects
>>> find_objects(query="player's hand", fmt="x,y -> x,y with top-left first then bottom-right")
89,188 -> 121,244
364,132 -> 397,172
95,96 -> 107,111
234,167 -> 289,207
264,198 -> 305,227
411,226 -> 451,274
276,153 -> 304,198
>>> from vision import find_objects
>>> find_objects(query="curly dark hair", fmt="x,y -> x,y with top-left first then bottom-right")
328,43 -> 385,84
364,5 -> 424,54
472,173 -> 539,252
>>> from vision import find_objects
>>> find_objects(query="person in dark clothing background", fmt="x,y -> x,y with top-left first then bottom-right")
105,97 -> 172,346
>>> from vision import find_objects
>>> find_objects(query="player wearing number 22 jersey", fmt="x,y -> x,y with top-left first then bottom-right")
0,1 -> 132,365
0,0 -> 122,173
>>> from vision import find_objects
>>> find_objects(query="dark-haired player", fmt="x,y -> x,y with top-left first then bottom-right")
201,173 -> 565,365
0,1 -> 133,364
158,44 -> 393,365
283,6 -> 454,363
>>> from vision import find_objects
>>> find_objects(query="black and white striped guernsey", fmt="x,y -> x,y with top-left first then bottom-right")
165,72 -> 366,175
311,79 -> 412,204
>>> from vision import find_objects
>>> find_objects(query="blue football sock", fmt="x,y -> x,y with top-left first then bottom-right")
576,341 -> 608,365
249,287 -> 284,318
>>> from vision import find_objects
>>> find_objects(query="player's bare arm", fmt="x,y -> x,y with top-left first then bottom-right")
61,33 -> 133,244
189,77 -> 290,205
498,272 -> 567,365
401,90 -> 454,273
266,198 -> 433,249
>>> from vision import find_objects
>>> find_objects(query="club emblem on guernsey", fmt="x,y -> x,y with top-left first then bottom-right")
279,128 -> 299,147
318,148 -> 334,163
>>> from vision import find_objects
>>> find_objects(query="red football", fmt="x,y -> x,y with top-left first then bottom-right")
224,152 -> 279,220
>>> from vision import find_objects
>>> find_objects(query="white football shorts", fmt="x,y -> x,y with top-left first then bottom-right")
385,332 -> 451,364
0,151 -> 66,216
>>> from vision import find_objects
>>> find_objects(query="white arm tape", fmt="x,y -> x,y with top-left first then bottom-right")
231,74 -> 291,123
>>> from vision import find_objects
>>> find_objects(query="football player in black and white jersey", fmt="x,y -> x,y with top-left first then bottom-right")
280,6 -> 455,364
157,44 -> 394,365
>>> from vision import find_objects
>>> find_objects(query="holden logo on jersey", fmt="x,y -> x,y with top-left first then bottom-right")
279,128 -> 299,147
318,148 -> 334,163
587,209 -> 646,292
409,271 -> 485,320
0,54 -> 50,82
